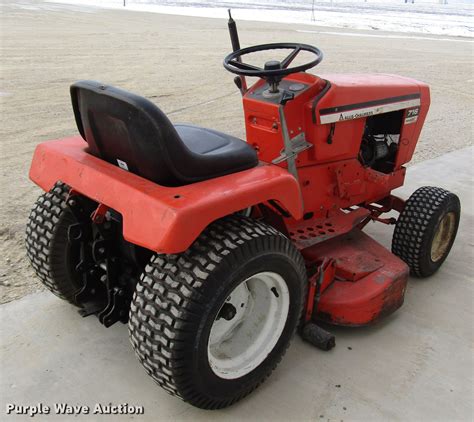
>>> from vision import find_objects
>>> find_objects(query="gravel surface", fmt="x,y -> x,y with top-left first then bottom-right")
1,0 -> 472,303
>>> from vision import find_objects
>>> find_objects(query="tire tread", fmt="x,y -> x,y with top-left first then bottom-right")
128,215 -> 306,409
392,186 -> 459,277
25,182 -> 80,304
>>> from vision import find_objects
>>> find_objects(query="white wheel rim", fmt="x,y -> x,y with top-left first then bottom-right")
207,271 -> 290,380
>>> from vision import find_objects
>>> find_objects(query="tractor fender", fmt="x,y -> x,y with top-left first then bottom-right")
30,137 -> 303,253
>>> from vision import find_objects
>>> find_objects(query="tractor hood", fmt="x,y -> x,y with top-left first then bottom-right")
315,73 -> 430,125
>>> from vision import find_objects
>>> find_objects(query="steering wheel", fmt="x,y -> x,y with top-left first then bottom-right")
223,42 -> 323,91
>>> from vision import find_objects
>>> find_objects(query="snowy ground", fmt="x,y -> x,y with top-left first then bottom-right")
35,0 -> 474,37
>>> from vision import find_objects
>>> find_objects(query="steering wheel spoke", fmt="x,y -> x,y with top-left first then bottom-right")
281,46 -> 301,69
229,60 -> 263,72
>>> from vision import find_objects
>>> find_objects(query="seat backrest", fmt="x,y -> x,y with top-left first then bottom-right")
70,80 -> 189,186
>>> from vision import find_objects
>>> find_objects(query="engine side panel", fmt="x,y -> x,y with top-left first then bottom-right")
243,72 -> 429,215
243,72 -> 430,169
313,73 -> 430,168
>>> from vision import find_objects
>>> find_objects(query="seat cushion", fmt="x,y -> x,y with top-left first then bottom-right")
174,124 -> 258,179
70,80 -> 258,186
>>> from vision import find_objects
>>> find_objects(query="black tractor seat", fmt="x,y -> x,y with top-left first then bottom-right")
70,80 -> 258,186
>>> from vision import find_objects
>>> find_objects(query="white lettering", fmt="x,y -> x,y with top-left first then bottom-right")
4,404 -> 50,417
54,403 -> 90,414
93,403 -> 144,415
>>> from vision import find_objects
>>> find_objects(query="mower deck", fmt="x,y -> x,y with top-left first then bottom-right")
304,229 -> 409,326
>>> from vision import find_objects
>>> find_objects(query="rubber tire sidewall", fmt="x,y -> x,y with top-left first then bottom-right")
392,188 -> 461,278
417,194 -> 460,276
26,183 -> 82,305
182,249 -> 304,401
50,210 -> 82,301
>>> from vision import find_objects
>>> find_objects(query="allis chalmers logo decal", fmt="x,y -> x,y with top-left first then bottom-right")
319,95 -> 421,125
338,110 -> 374,121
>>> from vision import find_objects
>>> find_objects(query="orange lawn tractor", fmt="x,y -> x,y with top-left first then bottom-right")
26,14 -> 460,409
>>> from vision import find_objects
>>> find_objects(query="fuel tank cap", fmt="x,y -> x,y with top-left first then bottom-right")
289,83 -> 306,92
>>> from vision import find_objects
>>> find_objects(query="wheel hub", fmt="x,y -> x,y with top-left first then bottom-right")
217,303 -> 237,321
207,271 -> 290,380
431,211 -> 456,262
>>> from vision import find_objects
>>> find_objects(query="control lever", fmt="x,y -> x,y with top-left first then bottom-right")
274,90 -> 312,192
278,103 -> 297,179
279,90 -> 295,106
228,10 -> 247,94
233,76 -> 243,91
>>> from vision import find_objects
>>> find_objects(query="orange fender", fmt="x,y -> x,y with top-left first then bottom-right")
30,137 -> 303,253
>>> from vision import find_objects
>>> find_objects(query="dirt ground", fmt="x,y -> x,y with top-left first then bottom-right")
0,0 -> 473,303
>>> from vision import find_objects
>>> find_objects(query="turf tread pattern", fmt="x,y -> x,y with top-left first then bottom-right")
391,186 -> 454,277
128,215 -> 306,409
25,182 -> 79,304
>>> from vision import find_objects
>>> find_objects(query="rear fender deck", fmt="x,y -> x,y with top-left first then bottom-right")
29,137 -> 303,253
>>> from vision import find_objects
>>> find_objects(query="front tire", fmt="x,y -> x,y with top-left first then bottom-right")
392,186 -> 460,278
128,215 -> 307,409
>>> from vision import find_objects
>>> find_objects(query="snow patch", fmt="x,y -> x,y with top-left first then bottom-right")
39,0 -> 474,38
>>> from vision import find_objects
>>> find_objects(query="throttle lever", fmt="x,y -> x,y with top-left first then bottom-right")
279,90 -> 295,106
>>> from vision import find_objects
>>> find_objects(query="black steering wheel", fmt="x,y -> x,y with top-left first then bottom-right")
223,42 -> 323,89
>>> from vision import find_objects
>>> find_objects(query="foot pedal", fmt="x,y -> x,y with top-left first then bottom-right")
301,323 -> 335,351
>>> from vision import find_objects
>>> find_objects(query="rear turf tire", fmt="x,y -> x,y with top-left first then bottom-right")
25,182 -> 82,305
392,186 -> 460,278
128,215 -> 307,409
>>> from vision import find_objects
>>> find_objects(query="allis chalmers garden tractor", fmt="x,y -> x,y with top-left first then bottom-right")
26,15 -> 460,410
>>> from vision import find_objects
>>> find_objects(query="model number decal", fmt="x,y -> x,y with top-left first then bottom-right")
404,107 -> 420,125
